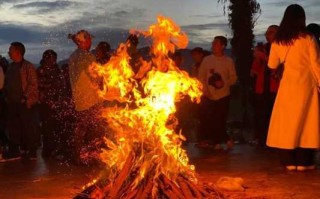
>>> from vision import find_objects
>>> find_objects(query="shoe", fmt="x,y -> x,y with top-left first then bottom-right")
285,165 -> 297,171
297,165 -> 316,171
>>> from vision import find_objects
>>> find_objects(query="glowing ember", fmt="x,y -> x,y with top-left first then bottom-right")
78,16 -> 222,199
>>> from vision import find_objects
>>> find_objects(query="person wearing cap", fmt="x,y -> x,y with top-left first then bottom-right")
68,30 -> 104,164
2,42 -> 39,161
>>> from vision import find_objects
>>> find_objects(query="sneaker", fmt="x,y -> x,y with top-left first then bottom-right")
285,165 -> 297,171
297,165 -> 316,171
1,152 -> 21,162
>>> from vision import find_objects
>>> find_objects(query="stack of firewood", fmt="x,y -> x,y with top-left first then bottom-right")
74,151 -> 223,199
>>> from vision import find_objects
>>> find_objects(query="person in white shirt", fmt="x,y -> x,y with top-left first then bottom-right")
197,36 -> 237,150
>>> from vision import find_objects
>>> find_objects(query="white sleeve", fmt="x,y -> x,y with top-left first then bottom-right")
268,43 -> 280,69
198,58 -> 207,87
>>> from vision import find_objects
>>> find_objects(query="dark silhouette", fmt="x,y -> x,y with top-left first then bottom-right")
218,0 -> 261,131
306,23 -> 320,45
2,42 -> 39,161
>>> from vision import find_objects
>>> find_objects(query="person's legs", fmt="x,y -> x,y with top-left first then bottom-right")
21,105 -> 38,159
296,148 -> 316,171
279,148 -> 296,170
70,110 -> 87,164
197,97 -> 214,146
39,104 -> 56,158
253,94 -> 268,146
55,105 -> 75,161
4,104 -> 21,159
0,96 -> 8,149
211,96 -> 230,148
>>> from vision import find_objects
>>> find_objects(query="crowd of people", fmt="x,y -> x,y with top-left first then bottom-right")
0,30 -> 113,164
0,4 -> 319,172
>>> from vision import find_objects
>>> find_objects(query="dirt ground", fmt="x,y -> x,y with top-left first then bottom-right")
0,144 -> 319,199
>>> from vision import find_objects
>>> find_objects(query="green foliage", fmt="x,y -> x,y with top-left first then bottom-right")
218,0 -> 261,128
218,0 -> 261,85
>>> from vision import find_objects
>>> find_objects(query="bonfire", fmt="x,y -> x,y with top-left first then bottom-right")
74,16 -> 222,199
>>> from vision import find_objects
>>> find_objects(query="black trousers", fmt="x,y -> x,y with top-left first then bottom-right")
0,95 -> 8,146
198,96 -> 230,144
253,93 -> 268,146
71,105 -> 106,162
279,148 -> 316,166
39,103 -> 58,156
7,103 -> 38,153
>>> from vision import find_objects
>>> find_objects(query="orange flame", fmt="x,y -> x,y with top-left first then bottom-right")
91,15 -> 202,190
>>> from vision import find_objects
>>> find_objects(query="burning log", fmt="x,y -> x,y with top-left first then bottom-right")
185,179 -> 203,199
121,188 -> 138,199
136,176 -> 153,199
107,152 -> 135,199
158,179 -> 180,199
177,176 -> 195,199
160,174 -> 185,199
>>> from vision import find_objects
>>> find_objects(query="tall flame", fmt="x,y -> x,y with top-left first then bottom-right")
90,15 -> 203,193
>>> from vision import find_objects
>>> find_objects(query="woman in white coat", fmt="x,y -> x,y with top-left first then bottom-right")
267,4 -> 320,171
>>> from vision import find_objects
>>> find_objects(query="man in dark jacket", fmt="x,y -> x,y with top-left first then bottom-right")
1,42 -> 39,162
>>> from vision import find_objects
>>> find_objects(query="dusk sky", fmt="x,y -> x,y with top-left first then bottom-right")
0,0 -> 319,63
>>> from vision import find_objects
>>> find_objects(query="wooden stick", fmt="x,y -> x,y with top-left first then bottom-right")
137,177 -> 154,199
158,179 -> 179,199
121,189 -> 138,199
160,175 -> 185,199
185,180 -> 202,199
89,186 -> 104,199
107,152 -> 135,199
177,177 -> 195,199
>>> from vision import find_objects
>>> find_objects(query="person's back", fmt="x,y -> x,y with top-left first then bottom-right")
269,34 -> 319,89
267,4 -> 320,171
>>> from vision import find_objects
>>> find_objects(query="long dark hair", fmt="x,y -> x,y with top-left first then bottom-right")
274,4 -> 307,45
